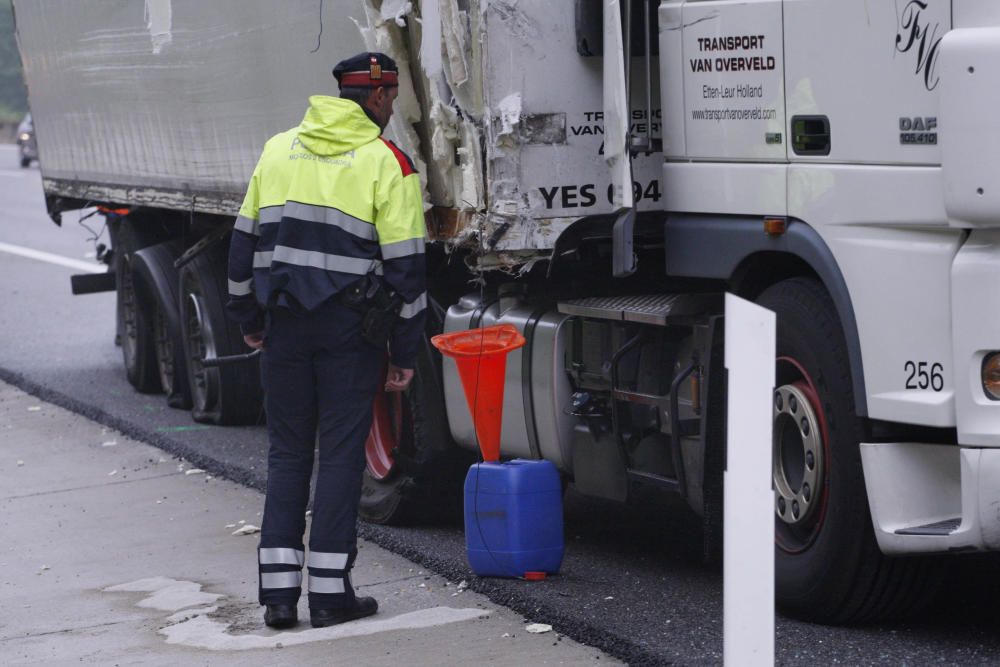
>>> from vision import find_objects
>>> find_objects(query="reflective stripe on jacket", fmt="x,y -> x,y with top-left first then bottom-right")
226,95 -> 427,368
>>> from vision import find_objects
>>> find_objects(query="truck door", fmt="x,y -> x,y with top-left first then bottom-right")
662,0 -> 788,217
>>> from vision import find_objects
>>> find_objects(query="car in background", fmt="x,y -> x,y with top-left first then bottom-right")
16,113 -> 36,168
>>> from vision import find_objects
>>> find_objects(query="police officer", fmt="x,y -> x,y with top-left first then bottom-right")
226,52 -> 427,629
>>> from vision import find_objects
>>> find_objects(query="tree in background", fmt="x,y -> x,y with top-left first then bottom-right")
0,0 -> 27,122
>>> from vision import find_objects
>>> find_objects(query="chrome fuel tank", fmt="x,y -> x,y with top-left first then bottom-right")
442,293 -> 576,471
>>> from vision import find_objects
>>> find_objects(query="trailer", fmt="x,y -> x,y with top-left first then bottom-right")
14,0 -> 1000,624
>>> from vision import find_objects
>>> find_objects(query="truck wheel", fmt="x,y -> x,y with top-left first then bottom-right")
359,323 -> 467,525
115,220 -> 162,394
758,277 -> 940,624
20,155 -> 30,168
132,240 -> 192,410
178,240 -> 263,425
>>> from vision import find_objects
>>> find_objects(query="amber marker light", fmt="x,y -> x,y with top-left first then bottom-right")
764,217 -> 788,236
982,352 -> 1000,401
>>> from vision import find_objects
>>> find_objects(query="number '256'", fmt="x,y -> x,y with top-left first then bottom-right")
904,361 -> 944,391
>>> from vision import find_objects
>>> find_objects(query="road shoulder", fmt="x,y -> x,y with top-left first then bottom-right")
0,380 -> 614,665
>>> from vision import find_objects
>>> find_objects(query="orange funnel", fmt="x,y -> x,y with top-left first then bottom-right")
431,324 -> 526,462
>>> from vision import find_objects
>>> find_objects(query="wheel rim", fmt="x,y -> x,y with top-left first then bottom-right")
152,303 -> 174,393
183,283 -> 219,412
365,362 -> 411,481
774,356 -> 831,554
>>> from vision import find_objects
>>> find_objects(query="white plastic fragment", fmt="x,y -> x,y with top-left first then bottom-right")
101,440 -> 118,447
502,632 -> 511,638
224,523 -> 236,529
526,623 -> 552,634
108,469 -> 118,476
419,583 -> 427,588
185,469 -> 205,476
39,565 -> 50,571
495,93 -> 523,139
16,460 -> 24,467
457,580 -> 468,591
379,0 -> 412,27
604,596 -> 614,600
27,406 -> 41,412
232,524 -> 260,536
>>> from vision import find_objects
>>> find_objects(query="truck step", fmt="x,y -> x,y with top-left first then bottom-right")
557,293 -> 721,326
894,518 -> 961,536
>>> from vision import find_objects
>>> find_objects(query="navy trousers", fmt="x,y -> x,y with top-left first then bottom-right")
257,300 -> 382,610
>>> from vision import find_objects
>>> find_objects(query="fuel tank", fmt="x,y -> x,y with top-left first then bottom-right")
442,292 -> 576,471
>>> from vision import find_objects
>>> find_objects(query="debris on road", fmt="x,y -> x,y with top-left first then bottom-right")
27,406 -> 40,412
101,440 -> 117,447
17,460 -> 24,466
108,469 -> 118,476
184,468 -> 205,476
526,623 -> 553,634
232,524 -> 260,536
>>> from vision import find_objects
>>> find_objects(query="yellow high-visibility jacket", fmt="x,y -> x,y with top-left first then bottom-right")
226,96 -> 427,368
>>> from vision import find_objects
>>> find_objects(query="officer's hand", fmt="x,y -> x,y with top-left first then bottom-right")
385,365 -> 414,392
243,332 -> 265,350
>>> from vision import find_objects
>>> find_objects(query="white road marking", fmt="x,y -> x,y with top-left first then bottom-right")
104,576 -> 223,611
162,607 -> 490,651
0,241 -> 106,273
106,576 -> 491,651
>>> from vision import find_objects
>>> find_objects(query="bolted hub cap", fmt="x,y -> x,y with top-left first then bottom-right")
773,383 -> 824,525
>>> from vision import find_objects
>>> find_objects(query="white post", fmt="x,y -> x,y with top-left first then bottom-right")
723,293 -> 775,667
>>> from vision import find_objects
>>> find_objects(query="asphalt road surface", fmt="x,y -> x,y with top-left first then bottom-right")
2,145 -> 1000,665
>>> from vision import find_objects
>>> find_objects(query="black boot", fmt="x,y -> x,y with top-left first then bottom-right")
264,603 -> 298,629
310,596 -> 378,628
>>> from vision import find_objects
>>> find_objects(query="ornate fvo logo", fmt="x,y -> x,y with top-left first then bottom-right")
895,0 -> 943,91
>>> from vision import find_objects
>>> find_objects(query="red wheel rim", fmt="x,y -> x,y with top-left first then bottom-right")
774,356 -> 832,555
365,361 -> 406,480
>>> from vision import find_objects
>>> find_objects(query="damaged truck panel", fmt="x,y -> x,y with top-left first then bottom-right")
479,0 -> 662,253
19,0 -> 658,259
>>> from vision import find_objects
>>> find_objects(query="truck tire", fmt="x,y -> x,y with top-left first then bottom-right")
359,318 -> 468,525
20,155 -> 30,168
132,240 -> 192,409
758,277 -> 940,624
178,240 -> 263,425
115,219 -> 162,394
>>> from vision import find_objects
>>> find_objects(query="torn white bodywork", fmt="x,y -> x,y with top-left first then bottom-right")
15,0 -> 661,264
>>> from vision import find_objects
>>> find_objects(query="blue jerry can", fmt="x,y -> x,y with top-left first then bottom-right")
463,459 -> 564,578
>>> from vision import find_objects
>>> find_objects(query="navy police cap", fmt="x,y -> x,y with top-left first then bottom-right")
333,52 -> 399,88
